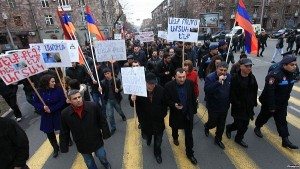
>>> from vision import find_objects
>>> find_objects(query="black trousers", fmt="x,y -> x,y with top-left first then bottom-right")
295,45 -> 300,55
3,94 -> 22,118
227,118 -> 250,142
287,43 -> 294,52
171,119 -> 194,157
205,112 -> 227,141
255,104 -> 289,138
146,132 -> 163,156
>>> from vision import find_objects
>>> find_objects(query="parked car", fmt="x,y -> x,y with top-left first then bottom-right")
210,30 -> 229,42
270,28 -> 294,38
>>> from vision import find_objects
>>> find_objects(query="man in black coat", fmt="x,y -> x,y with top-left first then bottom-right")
157,52 -> 175,87
164,68 -> 198,165
255,55 -> 299,149
0,117 -> 29,169
130,73 -> 167,164
60,90 -> 111,169
226,59 -> 258,148
204,61 -> 231,149
0,79 -> 23,121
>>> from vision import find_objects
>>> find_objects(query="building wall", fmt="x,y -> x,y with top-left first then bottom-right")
0,0 -> 123,52
151,0 -> 300,33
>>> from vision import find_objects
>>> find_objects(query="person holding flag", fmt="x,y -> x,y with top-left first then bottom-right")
226,0 -> 258,62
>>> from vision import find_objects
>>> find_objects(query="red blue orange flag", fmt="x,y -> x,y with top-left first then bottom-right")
62,13 -> 76,34
57,9 -> 73,40
236,0 -> 258,55
85,5 -> 106,40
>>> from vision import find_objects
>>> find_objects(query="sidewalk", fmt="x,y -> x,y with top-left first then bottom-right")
0,96 -> 10,116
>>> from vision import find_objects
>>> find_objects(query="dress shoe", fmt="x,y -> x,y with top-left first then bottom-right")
225,125 -> 231,139
282,137 -> 299,149
204,125 -> 209,137
110,129 -> 116,135
173,139 -> 179,146
122,115 -> 127,121
69,139 -> 73,146
147,139 -> 151,146
187,156 -> 197,165
254,127 -> 263,138
215,139 -> 225,149
155,155 -> 162,164
271,61 -> 276,64
53,147 -> 59,158
235,140 -> 248,148
138,123 -> 141,129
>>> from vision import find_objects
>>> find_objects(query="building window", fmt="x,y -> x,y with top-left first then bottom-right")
58,0 -> 69,6
14,16 -> 23,26
45,15 -> 54,25
6,0 -> 16,8
41,0 -> 49,8
78,0 -> 85,6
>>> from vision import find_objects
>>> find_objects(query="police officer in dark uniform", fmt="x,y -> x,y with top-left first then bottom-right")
254,55 -> 299,149
200,44 -> 219,78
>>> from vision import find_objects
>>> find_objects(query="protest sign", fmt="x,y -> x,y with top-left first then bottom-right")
158,31 -> 168,40
135,31 -> 154,43
199,13 -> 219,27
114,34 -> 122,40
121,67 -> 147,97
167,17 -> 200,42
43,39 -> 79,62
30,43 -> 72,68
94,40 -> 126,62
0,48 -> 47,85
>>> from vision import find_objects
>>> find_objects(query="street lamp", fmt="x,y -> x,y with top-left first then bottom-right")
2,12 -> 17,49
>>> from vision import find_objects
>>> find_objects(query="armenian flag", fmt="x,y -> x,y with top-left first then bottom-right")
85,5 -> 106,40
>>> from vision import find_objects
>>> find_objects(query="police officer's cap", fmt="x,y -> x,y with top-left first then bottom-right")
127,55 -> 134,59
209,44 -> 219,50
218,40 -> 226,47
280,55 -> 297,65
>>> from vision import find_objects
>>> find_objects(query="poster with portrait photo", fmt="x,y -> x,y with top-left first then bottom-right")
30,43 -> 72,68
199,13 -> 219,28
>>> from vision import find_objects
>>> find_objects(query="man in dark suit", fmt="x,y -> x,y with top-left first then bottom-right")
60,90 -> 111,169
164,68 -> 198,165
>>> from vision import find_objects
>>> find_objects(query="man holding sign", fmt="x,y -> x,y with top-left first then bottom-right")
130,73 -> 167,164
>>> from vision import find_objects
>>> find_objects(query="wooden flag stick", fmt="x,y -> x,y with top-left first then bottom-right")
182,42 -> 185,68
110,60 -> 117,89
55,68 -> 68,98
134,100 -> 137,127
27,77 -> 46,106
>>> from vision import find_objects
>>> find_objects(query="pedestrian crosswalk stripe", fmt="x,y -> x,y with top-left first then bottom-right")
71,154 -> 87,169
122,118 -> 143,169
257,99 -> 300,130
164,113 -> 199,169
248,121 -> 300,165
197,104 -> 260,169
293,86 -> 300,93
27,135 -> 59,169
289,96 -> 300,107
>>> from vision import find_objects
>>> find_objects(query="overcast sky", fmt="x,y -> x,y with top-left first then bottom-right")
119,0 -> 163,26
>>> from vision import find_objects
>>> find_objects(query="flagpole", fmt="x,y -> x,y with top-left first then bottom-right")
182,42 -> 185,68
225,20 -> 237,63
87,30 -> 102,91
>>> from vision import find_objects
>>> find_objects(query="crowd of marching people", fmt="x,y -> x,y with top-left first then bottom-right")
1,35 -> 300,169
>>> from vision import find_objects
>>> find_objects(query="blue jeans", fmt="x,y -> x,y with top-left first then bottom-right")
81,146 -> 111,169
106,99 -> 125,130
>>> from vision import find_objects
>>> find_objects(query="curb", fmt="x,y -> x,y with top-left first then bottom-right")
1,108 -> 13,118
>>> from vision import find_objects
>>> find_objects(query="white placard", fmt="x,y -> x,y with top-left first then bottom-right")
30,43 -> 72,68
135,31 -> 154,42
114,34 -> 122,40
158,31 -> 168,40
167,17 -> 200,42
43,39 -> 79,62
94,40 -> 126,62
121,67 -> 147,97
0,48 -> 47,85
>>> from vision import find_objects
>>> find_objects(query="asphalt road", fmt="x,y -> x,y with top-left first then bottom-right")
5,39 -> 300,169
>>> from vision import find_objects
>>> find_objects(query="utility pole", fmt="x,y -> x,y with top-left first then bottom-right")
28,0 -> 42,42
260,0 -> 266,26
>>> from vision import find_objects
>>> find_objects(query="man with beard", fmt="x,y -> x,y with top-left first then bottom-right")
164,68 -> 198,165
